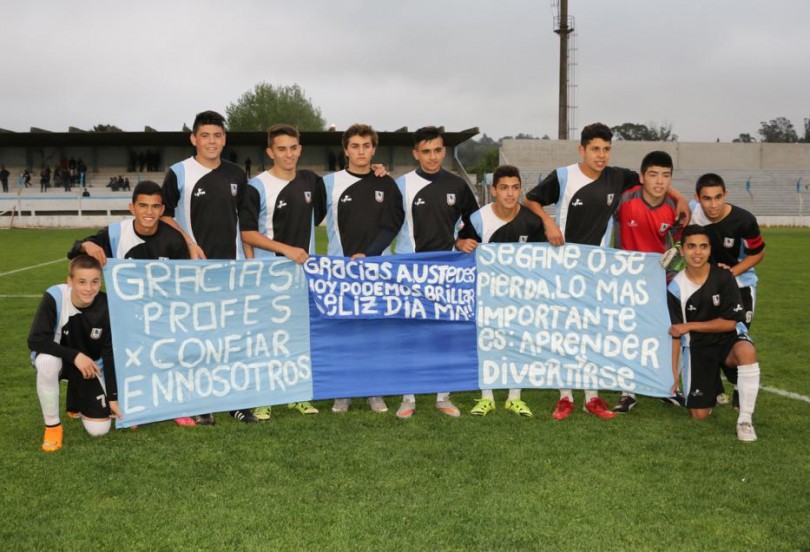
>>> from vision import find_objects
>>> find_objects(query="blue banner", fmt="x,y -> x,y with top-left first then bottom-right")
475,243 -> 671,397
105,246 -> 673,427
105,260 -> 313,427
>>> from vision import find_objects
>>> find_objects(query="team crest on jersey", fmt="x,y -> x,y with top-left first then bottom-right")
659,223 -> 671,233
375,190 -> 384,203
712,294 -> 721,306
518,235 -> 528,243
230,183 -> 238,197
90,328 -> 103,340
606,193 -> 614,205
304,191 -> 312,204
447,193 -> 456,206
723,237 -> 734,248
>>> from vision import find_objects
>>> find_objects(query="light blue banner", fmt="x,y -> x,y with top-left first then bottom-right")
475,243 -> 671,397
105,259 -> 312,427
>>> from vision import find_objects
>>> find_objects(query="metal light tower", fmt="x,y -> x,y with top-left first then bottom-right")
553,0 -> 574,140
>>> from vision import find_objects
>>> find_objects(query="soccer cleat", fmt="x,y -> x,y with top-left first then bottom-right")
584,397 -> 616,419
367,396 -> 388,413
505,399 -> 533,417
194,413 -> 215,426
332,399 -> 351,414
732,390 -> 740,412
42,425 -> 63,452
230,410 -> 259,424
660,390 -> 685,407
552,397 -> 574,420
716,393 -> 731,406
173,417 -> 197,427
66,410 -> 80,419
252,406 -> 272,421
289,402 -> 319,415
435,400 -> 461,417
613,395 -> 637,413
396,400 -> 416,419
736,421 -> 757,442
470,397 -> 495,416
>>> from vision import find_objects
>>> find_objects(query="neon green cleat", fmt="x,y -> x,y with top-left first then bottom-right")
252,406 -> 272,421
289,402 -> 318,415
470,397 -> 495,416
505,399 -> 533,417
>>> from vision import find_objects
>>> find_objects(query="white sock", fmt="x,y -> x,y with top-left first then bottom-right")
507,388 -> 521,401
584,389 -> 599,402
560,389 -> 574,402
622,392 -> 636,399
481,389 -> 495,401
402,394 -> 415,403
736,363 -> 760,424
436,392 -> 449,403
82,418 -> 111,437
35,354 -> 62,426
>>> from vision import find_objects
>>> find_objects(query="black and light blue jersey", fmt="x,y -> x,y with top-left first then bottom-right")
324,170 -> 403,257
240,169 -> 326,258
459,204 -> 545,244
526,164 -> 637,246
395,168 -> 478,253
162,157 -> 246,260
67,220 -> 188,261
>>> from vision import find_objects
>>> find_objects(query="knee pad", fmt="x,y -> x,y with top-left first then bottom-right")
82,418 -> 111,437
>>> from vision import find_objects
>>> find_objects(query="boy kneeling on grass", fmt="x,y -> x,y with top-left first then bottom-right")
667,226 -> 760,442
28,255 -> 121,452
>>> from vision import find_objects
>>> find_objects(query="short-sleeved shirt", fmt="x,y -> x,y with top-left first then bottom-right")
613,185 -> 681,253
526,164 -> 638,246
394,168 -> 479,253
690,203 -> 765,288
27,285 -> 117,400
459,204 -> 546,244
667,265 -> 746,349
240,169 -> 326,257
67,220 -> 188,261
324,170 -> 404,256
162,157 -> 247,260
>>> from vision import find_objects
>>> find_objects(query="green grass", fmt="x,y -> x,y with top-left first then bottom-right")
1,227 -> 809,551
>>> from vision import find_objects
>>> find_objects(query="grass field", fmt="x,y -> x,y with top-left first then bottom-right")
1,227 -> 808,551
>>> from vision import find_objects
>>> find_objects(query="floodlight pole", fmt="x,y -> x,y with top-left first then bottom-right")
555,0 -> 573,140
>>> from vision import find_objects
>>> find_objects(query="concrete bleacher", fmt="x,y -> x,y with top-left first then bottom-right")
500,140 -> 810,225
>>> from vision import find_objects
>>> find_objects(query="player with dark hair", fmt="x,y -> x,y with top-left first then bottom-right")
523,122 -> 690,421
28,255 -> 121,451
690,173 -> 766,408
67,180 -> 194,426
161,110 -> 255,424
326,124 -> 404,414
667,225 -> 760,441
68,180 -> 189,265
456,165 -> 545,417
394,125 -> 479,418
612,150 -> 684,412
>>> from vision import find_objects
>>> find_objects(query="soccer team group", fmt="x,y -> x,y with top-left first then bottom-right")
28,112 -> 766,452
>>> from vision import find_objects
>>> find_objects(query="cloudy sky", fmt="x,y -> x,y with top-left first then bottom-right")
3,0 -> 808,142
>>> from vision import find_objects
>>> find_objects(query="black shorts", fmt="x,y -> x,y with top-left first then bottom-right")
61,363 -> 112,419
682,334 -> 752,409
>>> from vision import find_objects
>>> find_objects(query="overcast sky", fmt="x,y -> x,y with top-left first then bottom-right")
2,0 -> 808,142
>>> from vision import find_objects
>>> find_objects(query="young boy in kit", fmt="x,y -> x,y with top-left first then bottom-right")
456,164 -> 545,417
667,225 -> 760,442
28,255 -> 121,452
611,150 -> 684,412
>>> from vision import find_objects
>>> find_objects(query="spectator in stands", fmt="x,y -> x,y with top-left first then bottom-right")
23,169 -> 32,188
61,168 -> 71,192
77,159 -> 87,187
244,157 -> 251,178
0,164 -> 9,192
40,166 -> 50,192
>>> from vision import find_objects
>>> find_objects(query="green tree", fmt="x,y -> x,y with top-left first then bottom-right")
468,148 -> 500,182
93,124 -> 123,132
758,117 -> 798,143
456,134 -> 497,168
732,133 -> 757,143
226,83 -> 326,131
611,122 -> 678,141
